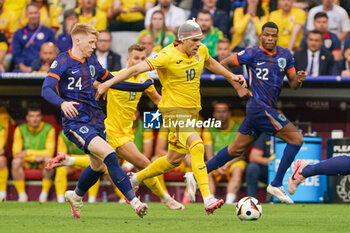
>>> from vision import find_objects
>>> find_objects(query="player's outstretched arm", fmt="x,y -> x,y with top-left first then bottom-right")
205,57 -> 252,98
286,69 -> 306,89
146,89 -> 162,106
96,61 -> 151,100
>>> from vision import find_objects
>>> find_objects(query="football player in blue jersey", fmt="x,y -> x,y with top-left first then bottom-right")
41,23 -> 152,218
186,22 -> 307,203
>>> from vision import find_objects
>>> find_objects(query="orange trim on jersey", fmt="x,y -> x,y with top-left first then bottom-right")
47,72 -> 60,81
69,130 -> 85,147
259,46 -> 276,56
145,59 -> 154,71
233,53 -> 240,66
56,83 -> 60,96
286,67 -> 295,74
189,141 -> 204,152
101,70 -> 109,80
68,50 -> 85,63
265,112 -> 279,131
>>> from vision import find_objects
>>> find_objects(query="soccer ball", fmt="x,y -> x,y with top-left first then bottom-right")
236,196 -> 262,221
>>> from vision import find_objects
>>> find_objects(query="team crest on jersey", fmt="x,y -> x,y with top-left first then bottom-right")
277,58 -> 286,69
138,78 -> 144,83
37,32 -> 44,40
194,52 -> 200,62
1,18 -> 6,26
89,65 -> 95,77
79,126 -> 89,134
50,60 -> 58,69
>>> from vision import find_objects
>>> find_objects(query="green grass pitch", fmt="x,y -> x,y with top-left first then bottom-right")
0,202 -> 349,233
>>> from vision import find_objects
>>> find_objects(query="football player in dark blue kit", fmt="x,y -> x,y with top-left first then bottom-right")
42,23 -> 151,218
188,22 -> 307,203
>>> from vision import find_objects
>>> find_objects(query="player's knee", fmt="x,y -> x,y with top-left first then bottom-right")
91,163 -> 106,173
0,156 -> 7,168
168,156 -> 183,167
12,158 -> 23,169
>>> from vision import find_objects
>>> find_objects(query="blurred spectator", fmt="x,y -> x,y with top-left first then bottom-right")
93,30 -> 122,71
300,12 -> 342,61
31,42 -> 58,72
97,0 -> 114,20
294,30 -> 337,76
190,0 -> 229,36
230,0 -> 269,51
145,0 -> 187,34
246,133 -> 272,199
190,0 -> 232,15
19,0 -> 62,32
0,32 -> 8,72
139,34 -> 158,78
0,124 -> 7,202
203,102 -> 246,204
12,2 -> 55,73
60,0 -> 77,13
339,45 -> 350,77
139,34 -> 157,58
12,104 -> 55,202
339,0 -> 350,17
57,9 -> 79,53
3,0 -> 30,19
0,0 -> 20,42
307,0 -> 350,41
196,10 -> 223,57
109,0 -> 155,31
137,10 -> 176,53
269,0 -> 306,51
203,38 -> 244,75
75,0 -> 107,31
55,130 -> 100,203
0,106 -> 11,202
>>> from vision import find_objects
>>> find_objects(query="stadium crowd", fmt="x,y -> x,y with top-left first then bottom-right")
0,0 -> 350,203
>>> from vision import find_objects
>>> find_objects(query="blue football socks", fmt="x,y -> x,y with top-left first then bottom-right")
302,155 -> 350,177
271,143 -> 301,187
206,146 -> 233,173
75,166 -> 104,197
104,152 -> 135,201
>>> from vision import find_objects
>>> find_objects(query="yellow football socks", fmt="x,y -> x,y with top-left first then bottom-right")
0,168 -> 8,191
189,139 -> 211,198
14,180 -> 25,194
88,179 -> 100,198
55,167 -> 68,195
136,156 -> 175,183
73,157 -> 90,168
143,177 -> 166,199
42,179 -> 52,193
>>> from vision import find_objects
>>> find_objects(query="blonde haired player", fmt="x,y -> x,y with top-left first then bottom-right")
48,44 -> 184,209
42,23 -> 152,218
96,19 -> 248,214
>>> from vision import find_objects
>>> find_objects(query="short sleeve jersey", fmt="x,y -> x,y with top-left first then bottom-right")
232,46 -> 295,109
105,69 -> 156,134
145,43 -> 210,110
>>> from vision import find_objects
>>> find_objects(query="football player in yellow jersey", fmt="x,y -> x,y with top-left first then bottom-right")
96,19 -> 248,214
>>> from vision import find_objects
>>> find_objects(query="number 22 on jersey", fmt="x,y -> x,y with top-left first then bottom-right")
256,68 -> 269,80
